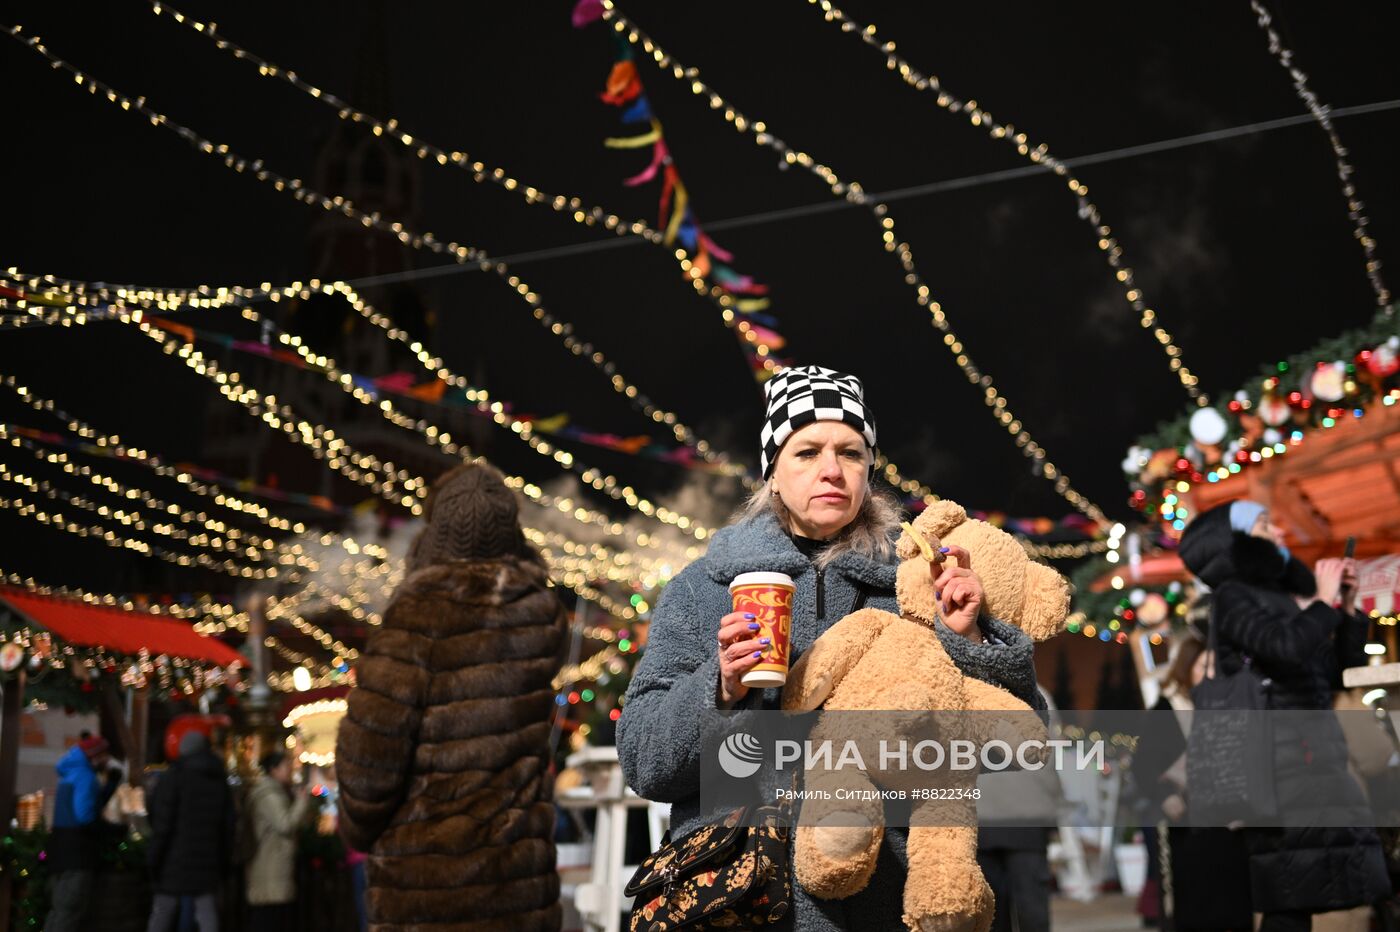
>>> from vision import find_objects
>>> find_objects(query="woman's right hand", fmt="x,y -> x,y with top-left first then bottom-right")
1315,558 -> 1347,608
717,611 -> 769,707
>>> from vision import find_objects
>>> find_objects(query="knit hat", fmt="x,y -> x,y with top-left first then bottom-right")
79,735 -> 109,760
759,366 -> 877,479
1228,500 -> 1267,535
408,462 -> 526,569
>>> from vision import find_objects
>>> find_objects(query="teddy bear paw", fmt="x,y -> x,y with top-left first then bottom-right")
809,811 -> 879,860
906,880 -> 994,932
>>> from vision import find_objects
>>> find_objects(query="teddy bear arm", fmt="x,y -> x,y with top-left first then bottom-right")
960,677 -> 1047,753
782,607 -> 899,712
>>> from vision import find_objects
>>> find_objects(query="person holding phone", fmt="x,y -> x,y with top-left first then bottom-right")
1178,500 -> 1389,931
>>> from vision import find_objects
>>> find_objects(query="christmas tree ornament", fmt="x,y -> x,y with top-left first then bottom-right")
0,643 -> 24,673
1138,593 -> 1170,626
1258,393 -> 1291,426
1189,407 -> 1229,446
1309,361 -> 1348,402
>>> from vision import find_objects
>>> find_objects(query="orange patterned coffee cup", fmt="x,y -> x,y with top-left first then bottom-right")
729,571 -> 796,688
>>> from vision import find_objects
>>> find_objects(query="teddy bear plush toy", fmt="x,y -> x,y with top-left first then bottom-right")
781,500 -> 1070,932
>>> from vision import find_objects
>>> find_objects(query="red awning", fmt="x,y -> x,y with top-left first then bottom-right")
0,587 -> 244,668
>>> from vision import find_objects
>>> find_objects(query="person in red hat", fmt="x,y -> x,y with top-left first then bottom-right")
45,732 -> 118,932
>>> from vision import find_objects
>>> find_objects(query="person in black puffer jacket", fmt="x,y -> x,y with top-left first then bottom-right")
1178,500 -> 1390,931
146,731 -> 236,932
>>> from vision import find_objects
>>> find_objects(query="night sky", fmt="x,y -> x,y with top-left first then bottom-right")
3,0 -> 1398,597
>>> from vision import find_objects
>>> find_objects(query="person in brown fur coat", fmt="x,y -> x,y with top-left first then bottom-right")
335,462 -> 567,931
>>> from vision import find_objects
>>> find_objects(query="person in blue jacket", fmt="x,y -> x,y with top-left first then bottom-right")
45,733 -> 118,932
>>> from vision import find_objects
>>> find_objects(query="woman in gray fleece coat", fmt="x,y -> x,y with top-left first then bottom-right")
617,366 -> 1042,931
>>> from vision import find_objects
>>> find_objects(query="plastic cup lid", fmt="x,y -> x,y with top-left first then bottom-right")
729,571 -> 796,591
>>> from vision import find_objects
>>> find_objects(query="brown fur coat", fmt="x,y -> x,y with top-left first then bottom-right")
336,556 -> 566,931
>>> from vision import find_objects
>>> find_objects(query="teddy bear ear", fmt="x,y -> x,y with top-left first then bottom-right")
1018,563 -> 1073,641
914,500 -> 967,539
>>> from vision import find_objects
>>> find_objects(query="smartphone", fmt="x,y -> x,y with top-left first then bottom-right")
1344,536 -> 1356,559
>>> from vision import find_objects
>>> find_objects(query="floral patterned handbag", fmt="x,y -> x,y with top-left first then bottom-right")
624,804 -> 793,931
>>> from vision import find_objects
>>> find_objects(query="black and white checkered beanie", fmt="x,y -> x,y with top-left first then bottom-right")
759,366 -> 878,479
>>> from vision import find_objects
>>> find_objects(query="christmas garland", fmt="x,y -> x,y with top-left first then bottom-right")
1066,558 -> 1192,645
1123,305 -> 1399,531
0,617 -> 244,715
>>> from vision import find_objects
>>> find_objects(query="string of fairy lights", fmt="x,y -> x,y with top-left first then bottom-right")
0,269 -> 752,502
0,30 -> 753,489
1249,0 -> 1390,309
3,273 -> 707,588
3,337 -> 661,636
131,308 -> 707,564
0,457 -> 283,575
0,566 -> 246,628
94,4 -> 948,505
134,307 -> 684,596
229,306 -> 716,541
0,425 -> 281,565
141,0 -> 788,384
7,27 -> 486,270
0,7 -> 1157,691
802,0 -> 1207,404
4,266 -> 1105,555
601,2 -> 1110,526
0,373 -> 308,534
0,377 -> 412,593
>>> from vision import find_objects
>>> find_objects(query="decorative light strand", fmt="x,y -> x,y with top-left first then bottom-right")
0,424 -> 292,565
0,488 -> 280,579
1023,539 -> 1109,561
132,310 -> 711,556
0,451 -> 291,575
602,3 -> 1109,526
552,647 -> 619,691
1249,0 -> 1390,309
0,29 -> 751,483
0,567 -> 246,629
1,271 -> 743,486
224,307 -> 715,540
0,379 -> 402,593
0,374 -> 309,532
2,27 -> 486,268
144,1 -> 787,382
803,0 -> 1206,402
130,310 -> 428,511
116,313 -> 683,614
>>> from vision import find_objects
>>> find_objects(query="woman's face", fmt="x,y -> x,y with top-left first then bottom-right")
771,421 -> 869,540
1249,512 -> 1287,549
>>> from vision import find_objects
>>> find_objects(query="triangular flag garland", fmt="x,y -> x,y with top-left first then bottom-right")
574,1 -> 791,381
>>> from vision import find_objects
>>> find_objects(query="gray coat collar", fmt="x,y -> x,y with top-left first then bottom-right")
701,511 -> 897,590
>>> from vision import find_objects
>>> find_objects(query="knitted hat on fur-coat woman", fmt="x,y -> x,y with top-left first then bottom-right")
407,461 -> 536,570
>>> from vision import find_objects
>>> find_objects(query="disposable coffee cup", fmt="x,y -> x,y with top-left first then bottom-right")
729,571 -> 795,688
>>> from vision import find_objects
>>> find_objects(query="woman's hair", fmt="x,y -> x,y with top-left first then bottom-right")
737,477 -> 902,569
259,750 -> 287,774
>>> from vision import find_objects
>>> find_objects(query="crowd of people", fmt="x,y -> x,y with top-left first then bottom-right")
33,364 -> 1398,932
41,728 -> 349,932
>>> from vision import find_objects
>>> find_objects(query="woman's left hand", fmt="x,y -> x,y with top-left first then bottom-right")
933,544 -> 985,642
